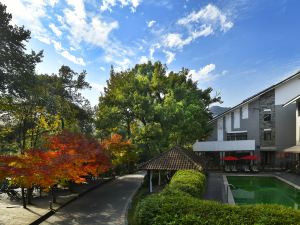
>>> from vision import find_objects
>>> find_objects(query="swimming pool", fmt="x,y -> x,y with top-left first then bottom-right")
227,176 -> 300,209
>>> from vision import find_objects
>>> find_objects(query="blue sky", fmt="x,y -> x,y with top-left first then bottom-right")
3,0 -> 300,107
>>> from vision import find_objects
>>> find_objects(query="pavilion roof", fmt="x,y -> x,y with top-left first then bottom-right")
139,146 -> 203,171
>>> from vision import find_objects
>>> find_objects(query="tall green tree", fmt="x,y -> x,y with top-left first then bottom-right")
95,61 -> 220,160
0,2 -> 43,97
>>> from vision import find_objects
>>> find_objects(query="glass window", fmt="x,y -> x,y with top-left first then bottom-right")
227,132 -> 247,141
264,131 -> 272,141
264,114 -> 271,121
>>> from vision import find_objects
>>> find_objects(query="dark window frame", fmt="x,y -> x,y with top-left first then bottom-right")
227,132 -> 248,141
264,130 -> 272,141
263,113 -> 271,121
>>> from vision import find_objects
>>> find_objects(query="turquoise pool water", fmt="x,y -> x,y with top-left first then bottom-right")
227,176 -> 300,209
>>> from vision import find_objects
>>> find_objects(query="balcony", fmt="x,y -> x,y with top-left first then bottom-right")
193,140 -> 256,152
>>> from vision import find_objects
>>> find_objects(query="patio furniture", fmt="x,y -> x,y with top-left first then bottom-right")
243,165 -> 251,172
251,165 -> 259,172
224,165 -> 231,172
231,165 -> 238,172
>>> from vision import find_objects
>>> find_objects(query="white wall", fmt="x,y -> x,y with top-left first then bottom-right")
275,76 -> 300,105
217,118 -> 224,141
242,104 -> 249,119
193,140 -> 256,152
234,109 -> 240,129
225,114 -> 231,132
297,103 -> 300,145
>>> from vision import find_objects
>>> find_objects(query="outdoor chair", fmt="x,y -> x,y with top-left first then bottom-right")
251,165 -> 259,173
224,165 -> 231,172
231,165 -> 238,172
243,165 -> 251,172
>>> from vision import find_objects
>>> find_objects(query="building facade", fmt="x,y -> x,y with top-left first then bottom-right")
193,71 -> 300,167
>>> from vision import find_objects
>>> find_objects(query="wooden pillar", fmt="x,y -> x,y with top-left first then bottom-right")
158,171 -> 161,186
149,170 -> 153,193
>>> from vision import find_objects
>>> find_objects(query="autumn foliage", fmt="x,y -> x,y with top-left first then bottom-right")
0,131 -> 111,190
102,134 -> 137,173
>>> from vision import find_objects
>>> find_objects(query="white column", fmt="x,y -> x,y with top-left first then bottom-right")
149,170 -> 153,193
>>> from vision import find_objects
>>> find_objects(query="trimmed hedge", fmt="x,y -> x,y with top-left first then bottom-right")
134,194 -> 300,225
164,170 -> 206,197
134,170 -> 300,225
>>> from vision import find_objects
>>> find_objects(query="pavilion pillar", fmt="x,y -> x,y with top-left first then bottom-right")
149,170 -> 153,193
158,171 -> 161,186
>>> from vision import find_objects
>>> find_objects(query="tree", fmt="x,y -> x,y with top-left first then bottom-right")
0,131 -> 111,208
96,61 -> 220,160
0,2 -> 43,97
103,134 -> 138,174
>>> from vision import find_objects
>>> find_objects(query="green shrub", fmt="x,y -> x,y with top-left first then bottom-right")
165,170 -> 205,197
134,194 -> 300,225
133,169 -> 300,225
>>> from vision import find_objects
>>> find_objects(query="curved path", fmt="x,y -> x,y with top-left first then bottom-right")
41,172 -> 145,225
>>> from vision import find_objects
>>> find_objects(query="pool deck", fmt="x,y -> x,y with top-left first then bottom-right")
203,171 -> 300,203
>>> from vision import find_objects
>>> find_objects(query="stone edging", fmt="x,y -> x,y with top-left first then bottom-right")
124,179 -> 144,225
29,178 -> 114,225
223,173 -> 300,205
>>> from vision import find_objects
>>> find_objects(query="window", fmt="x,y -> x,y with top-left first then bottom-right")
264,114 -> 271,121
264,131 -> 272,141
227,132 -> 247,141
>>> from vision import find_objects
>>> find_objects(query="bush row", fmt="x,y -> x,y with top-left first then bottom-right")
134,170 -> 300,225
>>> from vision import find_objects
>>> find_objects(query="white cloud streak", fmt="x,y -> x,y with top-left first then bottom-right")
147,20 -> 156,28
49,23 -> 62,37
100,0 -> 141,12
189,64 -> 216,82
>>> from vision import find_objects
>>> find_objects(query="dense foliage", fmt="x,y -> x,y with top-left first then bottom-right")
102,134 -> 138,174
0,3 -> 93,154
96,63 -> 220,161
164,170 -> 206,197
134,170 -> 300,225
0,131 -> 111,207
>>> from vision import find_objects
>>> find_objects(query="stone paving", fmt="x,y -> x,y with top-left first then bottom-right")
41,172 -> 145,225
0,178 -> 111,225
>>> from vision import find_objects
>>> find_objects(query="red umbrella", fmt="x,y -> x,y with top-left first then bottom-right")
222,156 -> 239,161
240,155 -> 258,160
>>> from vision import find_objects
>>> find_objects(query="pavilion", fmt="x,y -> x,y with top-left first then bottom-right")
139,146 -> 203,192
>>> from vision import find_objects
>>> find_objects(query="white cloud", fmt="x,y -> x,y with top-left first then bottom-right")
163,50 -> 175,64
147,20 -> 156,28
149,43 -> 160,59
49,23 -> 62,37
64,1 -> 119,49
189,64 -> 216,82
61,50 -> 86,66
177,4 -> 233,32
90,82 -> 105,93
161,4 -> 233,50
164,25 -> 213,49
100,67 -> 106,71
51,40 -> 63,51
100,0 -> 141,12
139,56 -> 149,64
2,0 -> 49,43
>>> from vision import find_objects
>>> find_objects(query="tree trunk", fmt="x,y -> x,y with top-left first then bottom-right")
26,187 -> 33,205
21,187 -> 26,208
51,186 -> 56,203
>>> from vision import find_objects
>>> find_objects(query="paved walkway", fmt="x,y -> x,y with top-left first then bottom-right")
0,179 -> 110,225
41,172 -> 145,225
202,172 -> 226,203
